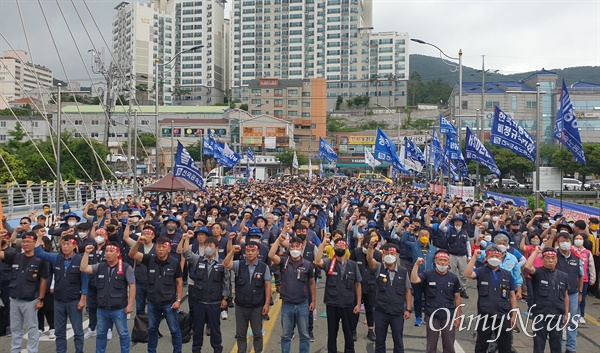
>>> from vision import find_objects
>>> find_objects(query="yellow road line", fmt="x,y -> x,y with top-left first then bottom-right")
228,296 -> 283,353
584,314 -> 600,327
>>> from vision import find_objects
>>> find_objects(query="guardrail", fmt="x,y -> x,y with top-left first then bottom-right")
0,182 -> 135,218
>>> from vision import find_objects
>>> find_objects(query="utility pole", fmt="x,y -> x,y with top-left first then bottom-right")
133,110 -> 139,196
90,49 -> 117,148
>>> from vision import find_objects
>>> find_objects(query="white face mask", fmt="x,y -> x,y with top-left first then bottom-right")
68,221 -> 77,227
492,216 -> 499,222
454,225 -> 462,231
541,223 -> 550,229
497,245 -> 507,253
484,215 -> 491,221
362,247 -> 368,254
484,235 -> 492,242
176,215 -> 183,221
559,242 -> 571,251
95,236 -> 105,245
207,217 -> 213,223
383,254 -> 396,265
204,247 -> 216,257
487,257 -> 502,267
360,220 -> 367,226
574,239 -> 584,247
132,217 -> 140,223
186,198 -> 191,202
273,215 -> 279,221
289,249 -> 302,258
436,264 -> 448,272
78,232 -> 87,238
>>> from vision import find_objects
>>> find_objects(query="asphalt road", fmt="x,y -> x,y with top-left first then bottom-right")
3,279 -> 600,353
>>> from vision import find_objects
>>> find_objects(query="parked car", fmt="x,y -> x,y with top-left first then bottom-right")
486,178 -> 526,189
562,178 -> 582,191
584,180 -> 600,191
106,154 -> 135,163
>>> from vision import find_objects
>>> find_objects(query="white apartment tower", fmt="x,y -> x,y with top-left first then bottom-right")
230,0 -> 408,110
112,0 -> 226,106
0,50 -> 53,109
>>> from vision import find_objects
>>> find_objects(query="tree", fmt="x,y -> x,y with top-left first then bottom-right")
0,149 -> 28,183
8,122 -> 25,142
274,149 -> 308,171
408,72 -> 423,106
487,144 -> 535,178
239,104 -> 249,111
172,86 -> 191,105
335,95 -> 343,110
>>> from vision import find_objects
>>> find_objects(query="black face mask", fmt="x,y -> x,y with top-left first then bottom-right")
465,211 -> 472,215
511,228 -> 520,233
229,216 -> 237,221
297,233 -> 307,241
334,248 -> 346,257
106,226 -> 116,233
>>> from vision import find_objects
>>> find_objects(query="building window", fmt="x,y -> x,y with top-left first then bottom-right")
462,101 -> 468,110
0,121 -> 6,128
526,101 -> 536,109
485,101 -> 500,108
511,95 -> 517,110
302,102 -> 310,107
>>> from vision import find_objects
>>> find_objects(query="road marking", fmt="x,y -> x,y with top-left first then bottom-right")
584,314 -> 600,327
23,319 -> 89,342
454,340 -> 467,353
227,296 -> 283,353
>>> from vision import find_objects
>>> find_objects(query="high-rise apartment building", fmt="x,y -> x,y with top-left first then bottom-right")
0,50 -> 53,110
229,0 -> 408,110
112,0 -> 226,106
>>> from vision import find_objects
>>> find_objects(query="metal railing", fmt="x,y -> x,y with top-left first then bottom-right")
0,182 -> 135,218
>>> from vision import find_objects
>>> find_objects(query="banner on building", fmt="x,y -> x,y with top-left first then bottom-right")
484,191 -> 528,208
545,198 -> 599,221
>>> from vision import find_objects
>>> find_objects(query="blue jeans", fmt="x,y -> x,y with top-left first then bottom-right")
565,292 -> 579,351
580,282 -> 589,316
148,302 -> 182,353
96,308 -> 130,353
54,300 -> 84,353
281,300 -> 310,353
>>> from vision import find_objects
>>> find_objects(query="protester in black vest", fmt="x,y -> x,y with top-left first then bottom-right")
439,208 -> 472,299
123,224 -> 156,315
0,229 -> 16,336
350,231 -> 381,342
129,235 -> 183,353
465,245 -> 517,353
182,234 -> 230,353
0,232 -> 49,353
34,233 -> 88,353
314,234 -> 362,353
83,226 -> 109,339
269,227 -> 316,353
81,242 -> 136,353
223,241 -> 272,353
410,250 -> 462,353
366,238 -> 412,353
524,246 -> 570,353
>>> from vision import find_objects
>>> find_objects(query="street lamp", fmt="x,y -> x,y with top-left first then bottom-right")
154,45 -> 203,179
376,103 -> 401,152
411,38 -> 463,141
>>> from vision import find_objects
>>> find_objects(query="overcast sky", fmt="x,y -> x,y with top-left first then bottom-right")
0,0 -> 598,83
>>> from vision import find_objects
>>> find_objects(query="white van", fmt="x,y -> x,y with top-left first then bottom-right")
562,178 -> 582,190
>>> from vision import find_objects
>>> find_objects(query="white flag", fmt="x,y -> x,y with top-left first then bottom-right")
308,157 -> 313,179
365,148 -> 381,168
292,150 -> 299,169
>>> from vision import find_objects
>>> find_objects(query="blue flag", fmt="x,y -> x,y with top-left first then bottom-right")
440,154 -> 459,182
174,141 -> 205,190
247,147 -> 255,162
214,142 -> 241,168
430,129 -> 443,172
374,128 -> 409,173
465,127 -> 501,176
440,115 -> 458,136
319,137 -> 338,162
405,137 -> 426,166
491,106 -> 536,162
392,168 -> 398,182
554,79 -> 586,165
319,160 -> 324,178
444,133 -> 460,160
457,151 -> 469,178
203,138 -> 214,156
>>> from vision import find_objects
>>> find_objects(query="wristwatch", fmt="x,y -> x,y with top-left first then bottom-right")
38,298 -> 45,302
177,299 -> 182,302
405,309 -> 412,313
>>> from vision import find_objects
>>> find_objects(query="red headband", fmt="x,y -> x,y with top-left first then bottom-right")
541,250 -> 557,257
384,247 -> 398,254
22,235 -> 36,241
245,243 -> 259,249
142,229 -> 155,235
105,245 -> 120,252
96,229 -> 107,235
434,252 -> 450,260
334,240 -> 348,247
65,238 -> 78,245
487,250 -> 503,257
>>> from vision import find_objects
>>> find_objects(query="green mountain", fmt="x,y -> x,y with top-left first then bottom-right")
409,54 -> 600,86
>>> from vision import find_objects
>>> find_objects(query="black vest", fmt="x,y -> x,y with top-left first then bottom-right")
134,245 -> 156,284
96,262 -> 131,310
190,258 -> 226,303
447,227 -> 468,256
280,256 -> 312,304
87,246 -> 107,288
531,267 -> 569,316
54,254 -> 84,302
0,247 -> 17,281
146,256 -> 180,304
556,253 -> 580,295
9,253 -> 45,301
324,259 -> 359,308
352,248 -> 380,294
476,266 -> 512,316
422,269 -> 459,319
374,265 -> 408,315
235,261 -> 267,308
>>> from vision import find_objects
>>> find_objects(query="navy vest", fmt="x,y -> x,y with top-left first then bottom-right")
235,261 -> 268,308
476,266 -> 512,316
96,262 -> 130,310
422,269 -> 459,319
54,254 -> 84,302
374,265 -> 408,315
531,267 -> 568,316
351,248 -> 381,294
190,258 -> 226,303
324,259 -> 359,308
279,256 -> 312,304
9,253 -> 45,301
146,256 -> 180,304
447,227 -> 468,256
556,254 -> 580,295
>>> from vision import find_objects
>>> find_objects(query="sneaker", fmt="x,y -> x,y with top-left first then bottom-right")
84,328 -> 96,339
107,329 -> 113,341
48,329 -> 56,339
367,329 -> 376,342
39,329 -> 44,335
309,333 -> 315,342
579,317 -> 586,324
220,310 -> 228,320
414,317 -> 423,326
352,331 -> 357,342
